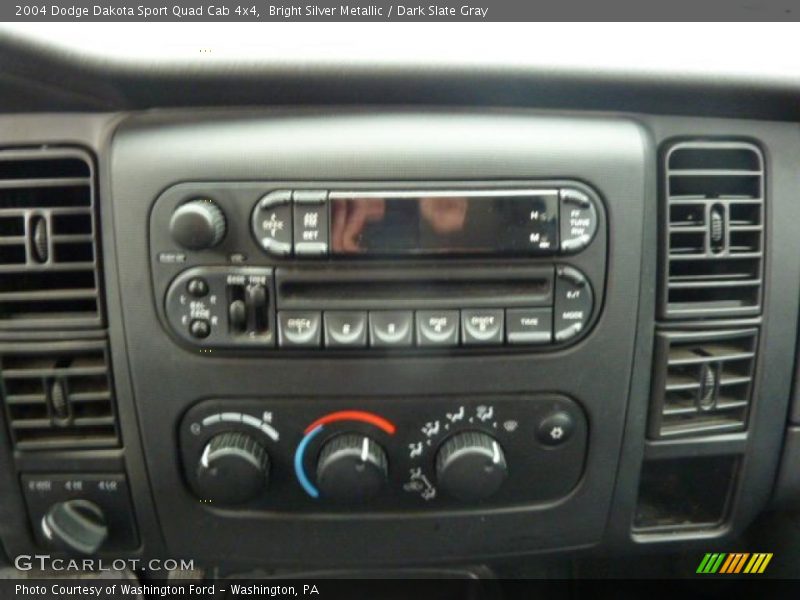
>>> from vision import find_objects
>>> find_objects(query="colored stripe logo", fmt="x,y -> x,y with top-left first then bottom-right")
697,553 -> 773,574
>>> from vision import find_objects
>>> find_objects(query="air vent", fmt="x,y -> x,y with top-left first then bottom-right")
0,148 -> 101,330
649,329 -> 758,439
0,341 -> 119,450
662,141 -> 764,318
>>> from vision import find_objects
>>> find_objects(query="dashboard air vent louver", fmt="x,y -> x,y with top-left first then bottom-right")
0,148 -> 101,329
0,341 -> 119,450
649,329 -> 757,439
662,141 -> 764,318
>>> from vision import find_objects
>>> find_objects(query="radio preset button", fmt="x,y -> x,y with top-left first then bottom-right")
559,188 -> 598,253
506,308 -> 552,345
416,310 -> 460,347
253,190 -> 293,257
293,191 -> 329,256
369,311 -> 413,347
554,266 -> 593,342
278,311 -> 322,347
324,311 -> 368,348
461,309 -> 504,345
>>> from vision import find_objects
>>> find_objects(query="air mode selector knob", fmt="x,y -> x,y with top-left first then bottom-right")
169,198 -> 226,250
436,431 -> 508,502
316,433 -> 388,502
195,431 -> 270,506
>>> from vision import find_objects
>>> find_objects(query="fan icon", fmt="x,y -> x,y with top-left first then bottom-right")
549,426 -> 564,440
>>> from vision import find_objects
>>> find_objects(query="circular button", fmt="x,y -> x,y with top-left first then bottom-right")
189,319 -> 211,339
186,278 -> 209,298
536,411 -> 575,446
169,199 -> 226,250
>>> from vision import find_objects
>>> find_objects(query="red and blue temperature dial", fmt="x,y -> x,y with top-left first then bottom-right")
294,410 -> 396,499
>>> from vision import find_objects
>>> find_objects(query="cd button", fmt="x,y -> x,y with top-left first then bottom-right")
461,309 -> 504,345
253,190 -> 292,256
369,311 -> 413,347
324,311 -> 368,348
416,310 -> 459,347
506,308 -> 552,344
278,311 -> 322,347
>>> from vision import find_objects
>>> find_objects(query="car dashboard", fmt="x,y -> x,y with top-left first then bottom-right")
0,25 -> 799,579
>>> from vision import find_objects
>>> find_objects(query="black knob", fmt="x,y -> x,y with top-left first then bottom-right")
169,199 -> 226,250
316,433 -> 388,502
436,431 -> 508,502
195,431 -> 269,506
42,499 -> 108,555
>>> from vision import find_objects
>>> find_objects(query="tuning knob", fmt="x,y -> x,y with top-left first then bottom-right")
436,431 -> 508,502
169,198 -> 226,250
42,499 -> 108,555
316,433 -> 388,502
195,431 -> 269,506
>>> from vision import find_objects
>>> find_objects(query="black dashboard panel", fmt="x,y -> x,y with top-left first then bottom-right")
108,112 -> 645,565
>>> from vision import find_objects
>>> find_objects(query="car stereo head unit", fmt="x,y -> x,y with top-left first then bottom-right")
149,181 -> 607,354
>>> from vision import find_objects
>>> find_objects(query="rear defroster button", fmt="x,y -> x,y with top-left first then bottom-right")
554,266 -> 593,342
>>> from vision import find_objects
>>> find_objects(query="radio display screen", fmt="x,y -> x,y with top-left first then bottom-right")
329,190 -> 559,256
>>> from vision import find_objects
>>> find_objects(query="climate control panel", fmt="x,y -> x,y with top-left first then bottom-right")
179,395 -> 588,511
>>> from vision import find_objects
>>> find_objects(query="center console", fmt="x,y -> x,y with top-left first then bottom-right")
106,112 -> 646,565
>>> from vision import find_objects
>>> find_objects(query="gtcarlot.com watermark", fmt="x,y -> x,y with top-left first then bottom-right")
14,554 -> 195,572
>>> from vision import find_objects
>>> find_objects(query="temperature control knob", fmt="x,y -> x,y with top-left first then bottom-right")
316,433 -> 388,502
436,431 -> 508,502
169,199 -> 226,250
195,431 -> 269,506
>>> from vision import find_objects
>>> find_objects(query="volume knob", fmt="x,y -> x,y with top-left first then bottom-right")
169,199 -> 226,250
195,431 -> 269,506
436,431 -> 508,502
